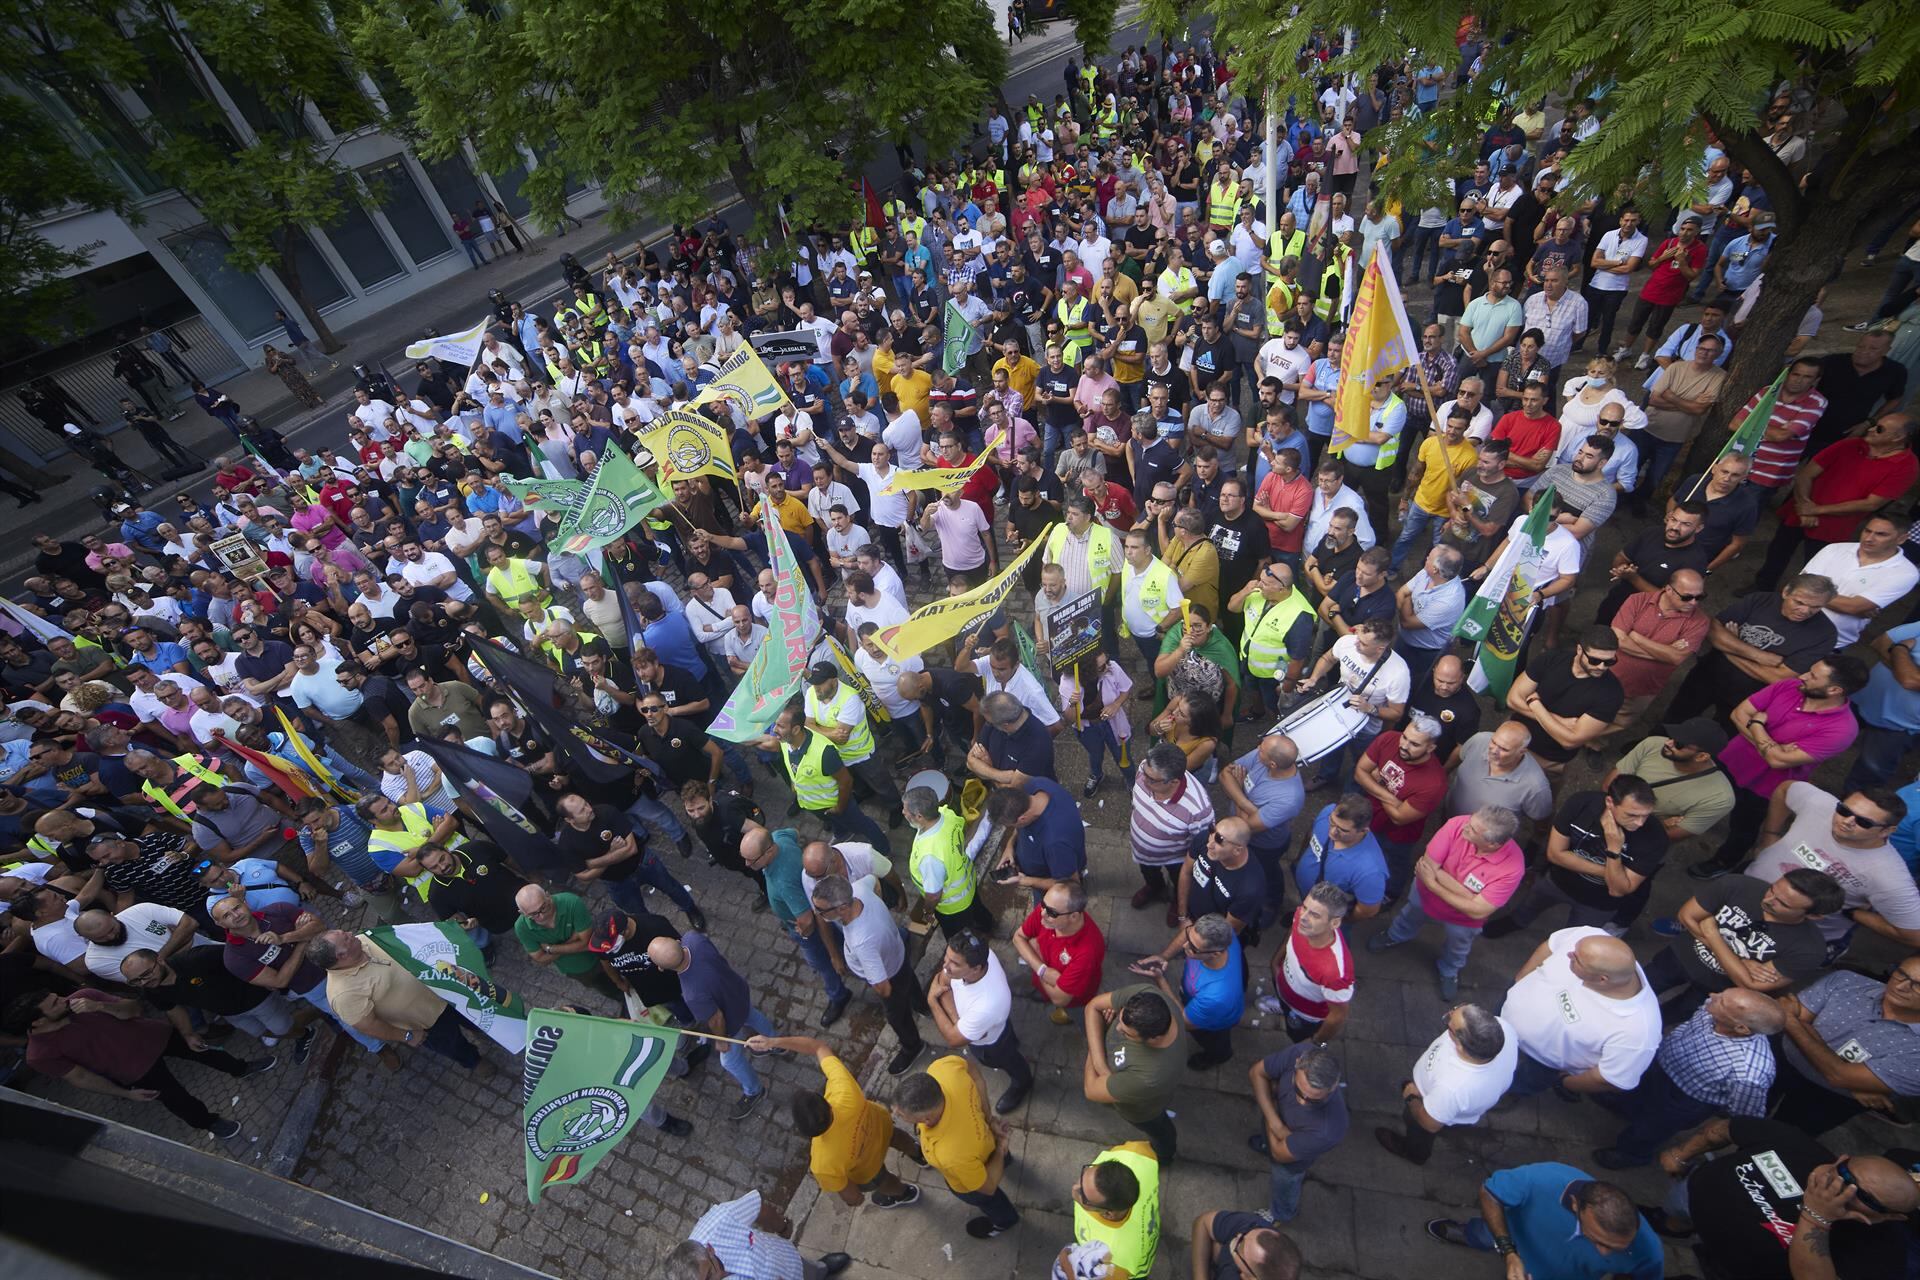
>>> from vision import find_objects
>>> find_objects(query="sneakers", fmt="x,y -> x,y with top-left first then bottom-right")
208,1118 -> 242,1139
1425,1219 -> 1477,1248
873,1185 -> 921,1209
1634,354 -> 1653,371
1591,1146 -> 1645,1170
965,1216 -> 1012,1239
1082,776 -> 1101,798
241,1057 -> 277,1077
730,1091 -> 764,1121
1650,917 -> 1686,937
820,991 -> 853,1028
1845,319 -> 1874,331
1256,995 -> 1285,1015
1610,345 -> 1631,361
1365,931 -> 1402,953
1437,970 -> 1459,999
887,1042 -> 926,1076
292,1026 -> 319,1065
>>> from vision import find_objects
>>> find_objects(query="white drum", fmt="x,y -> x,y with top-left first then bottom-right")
1271,687 -> 1370,763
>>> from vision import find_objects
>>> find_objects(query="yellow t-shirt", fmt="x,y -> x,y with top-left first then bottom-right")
1134,295 -> 1179,348
751,491 -> 814,533
1105,274 -> 1138,309
919,1055 -> 993,1194
873,346 -> 898,398
993,355 -> 1039,408
893,368 -> 933,423
810,1056 -> 892,1193
1413,436 -> 1480,516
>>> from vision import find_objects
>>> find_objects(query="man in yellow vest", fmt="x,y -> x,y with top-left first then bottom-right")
1119,527 -> 1183,668
1265,256 -> 1303,336
901,785 -> 991,938
1156,245 -> 1202,316
849,223 -> 877,273
481,543 -> 551,616
1264,211 -> 1309,279
1227,562 -> 1317,720
1207,166 -> 1243,234
1056,277 -> 1093,366
357,792 -> 462,897
1045,497 -> 1123,658
803,661 -> 902,827
1066,1142 -> 1162,1280
1313,239 -> 1351,323
124,748 -> 231,823
763,701 -> 892,851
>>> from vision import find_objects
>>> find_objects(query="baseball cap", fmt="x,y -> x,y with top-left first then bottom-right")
1662,718 -> 1728,756
1207,239 -> 1228,255
806,661 -> 841,687
586,912 -> 626,954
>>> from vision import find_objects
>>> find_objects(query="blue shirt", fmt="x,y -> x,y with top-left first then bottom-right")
1252,427 -> 1312,491
1012,778 -> 1086,881
205,856 -> 300,916
1482,1163 -> 1664,1280
1400,569 -> 1467,649
1892,780 -> 1920,873
129,642 -> 191,674
482,402 -> 525,441
299,805 -> 382,887
1717,233 -> 1772,291
1304,359 -> 1341,437
1181,935 -> 1244,1030
761,828 -> 813,926
1851,622 -> 1920,734
641,613 -> 709,678
1654,322 -> 1732,367
1230,747 -> 1305,851
1294,805 -> 1389,907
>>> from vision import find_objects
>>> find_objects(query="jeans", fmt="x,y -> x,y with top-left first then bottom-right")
604,853 -> 700,917
1127,1110 -> 1178,1163
1596,1059 -> 1717,1162
1042,420 -> 1073,473
1398,225 -> 1443,285
1843,719 -> 1917,793
1077,719 -> 1133,785
228,995 -> 296,1041
1379,837 -> 1423,903
294,979 -> 385,1051
1632,435 -> 1688,511
1388,504 -> 1442,574
845,753 -> 902,812
826,804 -> 891,854
791,922 -> 850,1002
1385,886 -> 1482,978
879,949 -> 930,1052
461,239 -> 486,269
954,1186 -> 1021,1229
1507,1049 -> 1568,1098
420,1003 -> 481,1068
1267,1159 -> 1309,1222
1190,1023 -> 1235,1067
625,794 -> 690,846
717,1007 -> 777,1097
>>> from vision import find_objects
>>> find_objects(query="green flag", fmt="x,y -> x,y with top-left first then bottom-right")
548,441 -> 669,555
500,474 -> 587,516
522,1008 -> 680,1203
1454,485 -> 1557,702
1684,366 -> 1787,500
941,297 -> 974,376
709,502 -> 818,742
365,921 -> 528,1053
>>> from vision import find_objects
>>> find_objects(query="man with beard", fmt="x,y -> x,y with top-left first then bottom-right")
1595,500 -> 1711,622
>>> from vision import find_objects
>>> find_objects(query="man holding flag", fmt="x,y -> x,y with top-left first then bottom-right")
1329,244 -> 1421,534
305,929 -> 489,1070
1455,487 -> 1581,703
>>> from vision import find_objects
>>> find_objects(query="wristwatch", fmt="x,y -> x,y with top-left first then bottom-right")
1491,1235 -> 1516,1257
402,1030 -> 416,1044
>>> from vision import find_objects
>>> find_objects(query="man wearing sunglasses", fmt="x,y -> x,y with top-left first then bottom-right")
1648,1115 -> 1918,1280
1598,570 -> 1710,746
1066,1141 -> 1162,1280
1742,782 -> 1920,956
1506,626 -> 1624,778
1190,1209 -> 1302,1280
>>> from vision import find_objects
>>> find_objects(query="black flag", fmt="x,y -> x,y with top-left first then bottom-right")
411,738 -> 564,873
466,635 -> 645,787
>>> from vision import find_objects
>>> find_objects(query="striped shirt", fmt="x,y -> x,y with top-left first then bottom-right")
298,804 -> 382,888
1657,1004 -> 1774,1118
1129,770 -> 1215,867
1745,387 -> 1828,488
1276,911 -> 1355,1022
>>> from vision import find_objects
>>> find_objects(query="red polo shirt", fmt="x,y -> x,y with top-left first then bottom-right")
1490,410 -> 1563,481
1019,904 -> 1106,1005
1782,438 -> 1920,543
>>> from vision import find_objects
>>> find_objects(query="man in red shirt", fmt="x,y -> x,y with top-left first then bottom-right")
929,429 -> 998,529
1010,882 -> 1105,1025
1081,469 -> 1137,531
1601,572 -> 1711,741
1265,882 -> 1356,1045
1751,411 -> 1918,591
1254,445 -> 1314,570
1354,716 -> 1449,900
1488,384 -> 1562,485
5,987 -> 269,1137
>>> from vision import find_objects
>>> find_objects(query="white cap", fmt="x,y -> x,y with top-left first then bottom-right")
1207,239 -> 1228,255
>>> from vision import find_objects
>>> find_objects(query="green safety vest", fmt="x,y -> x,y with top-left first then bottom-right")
1263,228 -> 1308,278
1123,558 -> 1177,628
538,630 -> 602,670
1056,296 -> 1092,362
850,226 -> 877,266
805,683 -> 874,764
1045,523 -> 1120,588
573,338 -> 607,371
1239,588 -> 1316,678
485,559 -> 549,611
1372,394 -> 1406,471
1073,1147 -> 1161,1278
1314,256 -> 1346,322
780,731 -> 842,813
1095,107 -> 1118,139
1207,180 -> 1241,228
367,803 -> 459,897
1159,267 -> 1197,314
908,809 -> 976,915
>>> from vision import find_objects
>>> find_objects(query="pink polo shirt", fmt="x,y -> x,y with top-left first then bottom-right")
1721,678 -> 1859,798
1419,814 -> 1525,928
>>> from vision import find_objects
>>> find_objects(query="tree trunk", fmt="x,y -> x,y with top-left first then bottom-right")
274,233 -> 342,352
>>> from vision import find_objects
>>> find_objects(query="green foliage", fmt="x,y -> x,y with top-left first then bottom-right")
343,0 -> 1020,258
0,94 -> 128,343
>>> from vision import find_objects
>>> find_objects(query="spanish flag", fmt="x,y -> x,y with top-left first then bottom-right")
637,410 -> 737,483
1330,242 -> 1420,452
688,345 -> 792,418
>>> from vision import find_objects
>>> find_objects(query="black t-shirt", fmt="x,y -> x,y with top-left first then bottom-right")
922,668 -> 983,729
1010,496 -> 1061,547
1407,682 -> 1482,757
1132,439 -> 1183,505
1688,1118 -> 1908,1280
1432,264 -> 1486,317
1810,352 -> 1909,452
637,663 -> 710,726
1673,472 -> 1763,560
637,719 -> 714,786
1618,528 -> 1713,590
1670,874 -> 1828,993
1023,247 -> 1060,287
1188,335 -> 1237,390
555,803 -> 643,883
1207,1212 -> 1275,1280
424,841 -> 526,932
688,789 -> 765,873
1313,541 -> 1364,595
141,947 -> 271,1016
597,909 -> 685,1009
1523,651 -> 1623,763
1036,366 -> 1081,428
1187,849 -> 1267,926
1209,510 -> 1269,601
1143,365 -> 1190,413
1713,591 -> 1838,676
1547,790 -> 1669,910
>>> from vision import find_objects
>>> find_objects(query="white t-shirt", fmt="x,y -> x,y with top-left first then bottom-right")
1327,635 -> 1411,734
84,903 -> 215,981
721,624 -> 767,670
1589,229 -> 1649,292
882,412 -> 926,472
1437,399 -> 1497,442
870,562 -> 909,610
858,464 -> 910,528
1412,1016 -> 1521,1125
951,950 -> 1014,1044
801,847 -> 882,903
854,646 -> 924,718
1502,512 -> 1584,606
1256,339 -> 1312,403
1500,926 -> 1662,1089
1745,782 -> 1920,943
402,552 -> 474,601
980,664 -> 1061,727
1802,544 -> 1920,648
32,898 -> 87,965
846,594 -> 909,638
683,590 -> 738,651
0,861 -> 53,915
1122,566 -> 1185,637
808,482 -> 862,523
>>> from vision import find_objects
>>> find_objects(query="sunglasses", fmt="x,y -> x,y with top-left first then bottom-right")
1835,1162 -> 1893,1216
1834,802 -> 1890,828
1673,592 -> 1706,602
1041,903 -> 1080,918
1581,654 -> 1617,667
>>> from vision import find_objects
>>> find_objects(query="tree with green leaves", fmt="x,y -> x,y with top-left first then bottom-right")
343,0 -> 1115,270
1154,0 -> 1920,448
4,0 -> 393,353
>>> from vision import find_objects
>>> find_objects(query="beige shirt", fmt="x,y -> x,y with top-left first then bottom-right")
326,941 -> 445,1031
1644,362 -> 1727,443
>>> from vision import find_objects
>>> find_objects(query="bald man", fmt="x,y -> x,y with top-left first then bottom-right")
1591,988 -> 1783,1170
1500,928 -> 1663,1100
512,884 -> 619,1003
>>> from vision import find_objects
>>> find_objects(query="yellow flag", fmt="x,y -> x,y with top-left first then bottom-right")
875,523 -> 1051,660
1330,243 -> 1420,452
880,428 -> 1006,495
688,345 -> 793,418
638,410 -> 738,483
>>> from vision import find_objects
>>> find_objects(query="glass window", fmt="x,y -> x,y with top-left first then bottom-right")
207,55 -> 308,142
320,178 -> 404,290
360,157 -> 450,265
280,228 -> 349,309
488,159 -> 533,218
163,226 -> 282,341
420,152 -> 487,225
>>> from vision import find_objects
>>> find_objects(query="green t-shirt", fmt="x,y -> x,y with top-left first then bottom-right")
512,891 -> 598,974
1153,625 -> 1244,716
1102,983 -> 1184,1123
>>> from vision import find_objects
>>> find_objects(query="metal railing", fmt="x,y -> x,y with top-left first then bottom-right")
0,314 -> 246,462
